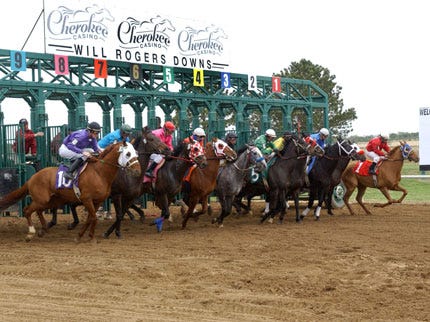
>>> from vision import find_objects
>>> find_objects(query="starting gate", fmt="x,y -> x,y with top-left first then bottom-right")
0,48 -> 329,216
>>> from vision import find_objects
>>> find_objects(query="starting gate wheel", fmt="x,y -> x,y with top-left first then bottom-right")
331,182 -> 346,208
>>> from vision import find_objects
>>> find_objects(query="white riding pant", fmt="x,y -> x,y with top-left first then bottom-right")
59,144 -> 94,161
149,153 -> 164,164
365,150 -> 382,163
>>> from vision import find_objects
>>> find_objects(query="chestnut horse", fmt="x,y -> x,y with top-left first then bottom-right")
180,138 -> 237,229
342,141 -> 419,215
0,141 -> 141,242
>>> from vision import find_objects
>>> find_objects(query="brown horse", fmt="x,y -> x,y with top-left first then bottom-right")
342,141 -> 419,215
0,141 -> 141,242
180,138 -> 237,229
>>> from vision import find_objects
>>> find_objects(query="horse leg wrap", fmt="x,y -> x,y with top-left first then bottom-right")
315,206 -> 321,219
301,207 -> 310,217
28,226 -> 36,234
263,202 -> 270,214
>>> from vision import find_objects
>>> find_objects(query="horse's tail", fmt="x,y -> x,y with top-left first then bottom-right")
0,182 -> 29,211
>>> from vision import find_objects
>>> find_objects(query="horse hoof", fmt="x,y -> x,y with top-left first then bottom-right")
47,222 -> 55,229
277,219 -> 283,225
115,232 -> 123,239
67,222 -> 78,230
268,218 -> 273,224
218,223 -> 224,228
211,218 -> 218,224
103,232 -> 109,239
315,216 -> 320,221
299,215 -> 305,221
25,234 -> 34,242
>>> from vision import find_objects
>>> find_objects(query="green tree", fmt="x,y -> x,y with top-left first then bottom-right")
277,59 -> 357,136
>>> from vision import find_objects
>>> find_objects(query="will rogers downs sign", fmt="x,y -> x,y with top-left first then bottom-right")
44,0 -> 231,70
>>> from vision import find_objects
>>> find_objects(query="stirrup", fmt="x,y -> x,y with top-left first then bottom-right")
145,171 -> 154,178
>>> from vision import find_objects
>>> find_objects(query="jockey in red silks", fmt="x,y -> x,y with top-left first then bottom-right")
183,127 -> 206,150
145,121 -> 175,178
365,134 -> 391,174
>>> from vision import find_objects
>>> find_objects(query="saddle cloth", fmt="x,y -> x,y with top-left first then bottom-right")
353,160 -> 380,176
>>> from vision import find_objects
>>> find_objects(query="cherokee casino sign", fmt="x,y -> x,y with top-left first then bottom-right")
44,0 -> 231,71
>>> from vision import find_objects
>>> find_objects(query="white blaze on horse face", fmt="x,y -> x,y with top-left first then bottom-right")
118,142 -> 139,167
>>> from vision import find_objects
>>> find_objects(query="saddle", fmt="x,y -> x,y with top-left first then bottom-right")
56,163 -> 87,189
353,160 -> 381,176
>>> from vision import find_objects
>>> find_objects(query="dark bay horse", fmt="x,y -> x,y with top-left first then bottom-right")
0,142 -> 141,242
180,138 -> 237,229
301,139 -> 360,221
103,127 -> 171,238
324,144 -> 366,216
212,145 -> 266,227
342,141 -> 419,215
260,134 -> 324,224
148,140 -> 207,232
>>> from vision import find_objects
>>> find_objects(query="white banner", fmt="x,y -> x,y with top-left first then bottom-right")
419,107 -> 430,171
44,0 -> 231,70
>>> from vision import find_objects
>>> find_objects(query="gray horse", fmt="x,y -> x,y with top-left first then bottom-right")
212,145 -> 266,227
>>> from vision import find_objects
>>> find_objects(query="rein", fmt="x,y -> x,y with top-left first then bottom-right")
167,155 -> 195,163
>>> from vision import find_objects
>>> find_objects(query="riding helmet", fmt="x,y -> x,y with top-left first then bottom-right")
226,132 -> 238,139
164,121 -> 176,131
265,129 -> 276,138
120,124 -> 132,134
87,121 -> 101,133
319,128 -> 329,137
19,118 -> 28,124
193,127 -> 206,137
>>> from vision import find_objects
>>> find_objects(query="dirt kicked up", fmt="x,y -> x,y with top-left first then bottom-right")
0,202 -> 428,321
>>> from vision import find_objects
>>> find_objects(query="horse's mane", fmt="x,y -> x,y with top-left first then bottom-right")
173,141 -> 185,157
237,145 -> 248,155
387,145 -> 401,157
98,143 -> 116,159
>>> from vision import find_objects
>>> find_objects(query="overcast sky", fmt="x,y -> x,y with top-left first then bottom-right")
1,0 -> 428,136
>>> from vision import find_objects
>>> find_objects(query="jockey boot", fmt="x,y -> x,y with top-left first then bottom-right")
145,162 -> 157,178
64,158 -> 84,180
369,162 -> 377,175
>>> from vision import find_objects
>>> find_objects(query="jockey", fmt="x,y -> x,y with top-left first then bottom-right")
224,132 -> 238,151
145,121 -> 175,178
183,127 -> 206,149
306,128 -> 329,174
365,134 -> 391,174
98,124 -> 132,149
254,129 -> 277,161
59,122 -> 103,180
272,131 -> 293,153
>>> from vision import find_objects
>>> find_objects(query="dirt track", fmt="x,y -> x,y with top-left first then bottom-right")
0,201 -> 429,321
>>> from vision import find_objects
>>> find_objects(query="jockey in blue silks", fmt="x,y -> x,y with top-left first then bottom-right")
306,128 -> 329,174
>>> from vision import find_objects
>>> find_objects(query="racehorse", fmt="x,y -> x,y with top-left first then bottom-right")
212,145 -> 266,227
103,127 -> 170,238
342,141 -> 419,215
301,139 -> 361,221
48,127 -> 169,237
148,139 -> 207,232
180,138 -> 237,229
0,141 -> 141,242
260,133 -> 324,224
